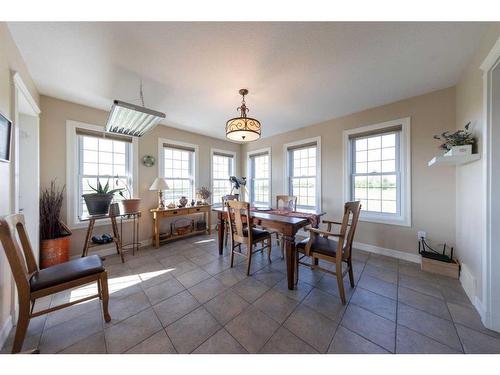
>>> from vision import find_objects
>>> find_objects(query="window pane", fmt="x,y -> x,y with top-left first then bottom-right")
381,160 -> 395,173
382,175 -> 397,188
164,146 -> 195,201
367,200 -> 381,212
382,187 -> 396,200
367,136 -> 381,150
355,138 -> 367,151
381,200 -> 397,213
367,187 -> 381,200
78,135 -> 131,218
356,151 -> 367,162
355,163 -> 367,173
367,161 -> 381,173
289,145 -> 317,208
355,176 -> 368,188
381,147 -> 395,160
382,134 -> 396,148
367,149 -> 380,162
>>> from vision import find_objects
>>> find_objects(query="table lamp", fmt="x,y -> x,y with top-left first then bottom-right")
149,177 -> 169,209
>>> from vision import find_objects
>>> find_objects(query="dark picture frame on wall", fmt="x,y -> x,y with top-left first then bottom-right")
0,111 -> 12,163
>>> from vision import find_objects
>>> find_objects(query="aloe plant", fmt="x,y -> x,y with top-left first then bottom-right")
88,178 -> 123,195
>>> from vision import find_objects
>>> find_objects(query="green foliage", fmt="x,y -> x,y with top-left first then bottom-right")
88,178 -> 123,195
433,122 -> 476,151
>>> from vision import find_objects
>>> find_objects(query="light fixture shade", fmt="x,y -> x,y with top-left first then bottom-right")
106,100 -> 166,137
225,89 -> 262,142
225,117 -> 262,142
149,177 -> 169,191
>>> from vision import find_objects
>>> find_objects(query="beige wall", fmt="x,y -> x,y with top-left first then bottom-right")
0,22 -> 39,347
242,87 -> 457,255
39,96 -> 241,257
455,25 -> 500,309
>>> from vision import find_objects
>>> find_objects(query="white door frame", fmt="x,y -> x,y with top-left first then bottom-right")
480,36 -> 500,331
11,72 -> 41,321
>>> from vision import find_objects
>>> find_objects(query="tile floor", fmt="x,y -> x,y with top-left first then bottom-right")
2,233 -> 500,354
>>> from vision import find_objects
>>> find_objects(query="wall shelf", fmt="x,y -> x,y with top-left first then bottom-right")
428,154 -> 480,167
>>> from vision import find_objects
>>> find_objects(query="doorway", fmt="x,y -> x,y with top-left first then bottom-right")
11,73 -> 40,321
481,37 -> 500,332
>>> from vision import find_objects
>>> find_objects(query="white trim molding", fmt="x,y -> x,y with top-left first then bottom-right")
66,120 -> 139,229
210,147 -> 238,207
0,316 -> 13,351
247,147 -> 272,206
479,36 -> 500,332
353,241 -> 421,264
12,72 -> 41,115
283,136 -> 322,211
343,117 -> 411,227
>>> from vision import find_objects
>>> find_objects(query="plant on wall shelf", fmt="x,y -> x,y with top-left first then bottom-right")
433,122 -> 476,151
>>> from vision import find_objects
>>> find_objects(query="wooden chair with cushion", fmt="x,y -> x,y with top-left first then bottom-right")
296,201 -> 362,304
0,214 -> 111,353
221,194 -> 239,247
272,195 -> 297,258
226,200 -> 272,275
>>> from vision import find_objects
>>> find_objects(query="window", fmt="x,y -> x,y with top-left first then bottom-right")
66,120 -> 138,228
162,143 -> 196,201
211,150 -> 235,205
77,132 -> 133,218
248,149 -> 271,207
344,118 -> 411,226
284,138 -> 321,210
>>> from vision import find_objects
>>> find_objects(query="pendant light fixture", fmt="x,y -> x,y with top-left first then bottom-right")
225,89 -> 261,142
106,82 -> 166,137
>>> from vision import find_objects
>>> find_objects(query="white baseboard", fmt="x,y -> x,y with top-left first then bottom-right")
0,315 -> 13,351
70,239 -> 152,259
352,241 -> 421,264
459,262 -> 486,321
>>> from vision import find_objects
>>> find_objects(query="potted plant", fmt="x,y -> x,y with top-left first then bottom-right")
115,176 -> 141,214
197,186 -> 211,205
40,181 -> 72,268
83,178 -> 122,215
433,122 -> 476,156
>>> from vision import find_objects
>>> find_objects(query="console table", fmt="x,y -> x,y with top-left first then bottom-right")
151,205 -> 211,248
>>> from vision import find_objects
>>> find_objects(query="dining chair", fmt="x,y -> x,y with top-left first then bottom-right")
296,201 -> 362,304
221,194 -> 240,247
0,214 -> 111,353
226,200 -> 272,275
273,195 -> 298,258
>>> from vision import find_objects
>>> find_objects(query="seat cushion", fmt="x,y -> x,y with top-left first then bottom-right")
30,255 -> 104,292
243,227 -> 271,242
296,236 -> 340,258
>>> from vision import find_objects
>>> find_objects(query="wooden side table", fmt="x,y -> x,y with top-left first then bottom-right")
151,205 -> 212,248
80,213 -> 124,263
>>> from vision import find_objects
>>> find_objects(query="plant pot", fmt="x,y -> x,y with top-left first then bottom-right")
122,198 -> 141,214
82,193 -> 114,215
40,235 -> 71,269
444,144 -> 472,157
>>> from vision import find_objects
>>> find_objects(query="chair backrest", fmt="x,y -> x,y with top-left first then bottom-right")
336,201 -> 362,259
276,195 -> 297,211
225,200 -> 252,245
0,214 -> 38,299
221,194 -> 239,206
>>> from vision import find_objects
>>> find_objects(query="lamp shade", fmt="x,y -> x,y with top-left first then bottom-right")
149,177 -> 169,191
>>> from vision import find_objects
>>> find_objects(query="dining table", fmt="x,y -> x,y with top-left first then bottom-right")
212,206 -> 325,290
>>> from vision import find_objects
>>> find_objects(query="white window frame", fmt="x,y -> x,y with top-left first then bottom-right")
343,117 -> 411,227
66,120 -> 139,229
247,147 -> 272,207
283,137 -> 322,211
158,138 -> 199,203
210,148 -> 237,207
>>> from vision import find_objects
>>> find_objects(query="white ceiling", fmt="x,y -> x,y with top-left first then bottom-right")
8,22 -> 488,140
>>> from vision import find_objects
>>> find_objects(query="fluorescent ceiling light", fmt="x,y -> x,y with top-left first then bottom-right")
105,100 -> 166,137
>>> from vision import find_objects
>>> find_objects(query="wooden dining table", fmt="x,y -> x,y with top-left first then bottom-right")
212,206 -> 325,290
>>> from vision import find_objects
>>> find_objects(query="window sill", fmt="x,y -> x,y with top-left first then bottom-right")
359,212 -> 411,227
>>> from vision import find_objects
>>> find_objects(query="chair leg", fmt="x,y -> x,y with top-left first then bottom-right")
100,272 -> 111,322
267,238 -> 272,263
347,259 -> 355,288
11,303 -> 30,353
230,242 -> 235,268
246,244 -> 252,276
336,262 -> 346,305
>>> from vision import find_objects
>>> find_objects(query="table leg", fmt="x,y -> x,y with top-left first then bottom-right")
111,216 -> 124,263
154,213 -> 160,248
207,211 -> 212,235
217,213 -> 224,255
284,234 -> 296,290
82,219 -> 95,258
